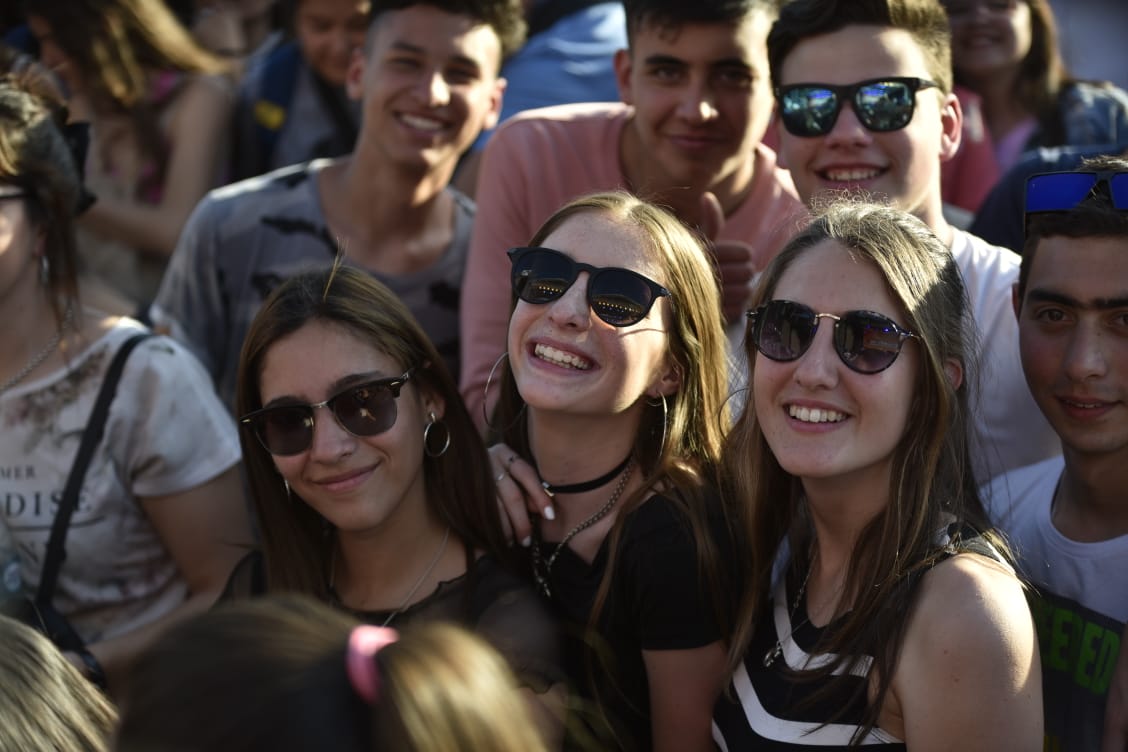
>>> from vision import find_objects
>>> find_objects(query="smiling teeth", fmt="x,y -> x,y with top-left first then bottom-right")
789,405 -> 846,423
535,344 -> 592,370
400,113 -> 443,131
825,168 -> 880,181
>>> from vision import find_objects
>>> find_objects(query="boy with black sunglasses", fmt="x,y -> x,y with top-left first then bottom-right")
767,0 -> 1058,481
983,157 -> 1128,752
458,0 -> 806,424
151,0 -> 525,412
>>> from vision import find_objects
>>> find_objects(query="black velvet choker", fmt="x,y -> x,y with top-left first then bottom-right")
540,454 -> 633,497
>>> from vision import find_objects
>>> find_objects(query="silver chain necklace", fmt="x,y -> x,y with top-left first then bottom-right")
532,460 -> 633,599
331,526 -> 451,627
0,304 -> 74,397
763,562 -> 814,667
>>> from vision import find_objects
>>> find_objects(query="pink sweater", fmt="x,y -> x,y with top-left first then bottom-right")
459,102 -> 804,421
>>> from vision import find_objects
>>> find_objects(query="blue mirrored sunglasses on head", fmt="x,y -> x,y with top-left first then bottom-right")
508,246 -> 671,327
776,77 -> 939,138
1024,170 -> 1128,213
747,300 -> 918,374
240,369 -> 415,456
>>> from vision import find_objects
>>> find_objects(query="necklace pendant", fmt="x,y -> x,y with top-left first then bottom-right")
763,642 -> 782,668
534,573 -> 551,599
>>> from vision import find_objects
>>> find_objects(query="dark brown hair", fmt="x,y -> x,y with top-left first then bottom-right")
235,266 -> 511,597
369,0 -> 527,62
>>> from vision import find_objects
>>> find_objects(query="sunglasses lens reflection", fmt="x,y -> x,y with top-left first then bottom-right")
510,248 -> 660,327
779,80 -> 920,137
251,382 -> 401,456
753,301 -> 909,374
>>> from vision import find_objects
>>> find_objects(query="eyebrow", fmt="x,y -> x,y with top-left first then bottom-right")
389,41 -> 482,71
262,370 -> 396,408
1025,289 -> 1128,310
642,54 -> 750,69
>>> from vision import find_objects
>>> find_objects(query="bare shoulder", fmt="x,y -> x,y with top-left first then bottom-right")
906,553 -> 1032,668
887,553 -> 1043,751
167,73 -> 234,128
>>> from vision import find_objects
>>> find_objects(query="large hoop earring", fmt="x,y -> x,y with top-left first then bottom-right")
482,351 -> 525,434
423,411 -> 450,458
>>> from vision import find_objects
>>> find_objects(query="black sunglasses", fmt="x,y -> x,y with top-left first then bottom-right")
747,300 -> 918,374
776,77 -> 939,138
508,246 -> 671,327
1025,170 -> 1128,213
240,369 -> 415,456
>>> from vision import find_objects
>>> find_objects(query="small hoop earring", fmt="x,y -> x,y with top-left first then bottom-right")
423,411 -> 451,458
39,255 -> 49,287
283,478 -> 292,499
649,393 -> 668,461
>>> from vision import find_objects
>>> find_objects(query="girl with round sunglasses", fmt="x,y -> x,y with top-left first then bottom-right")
712,200 -> 1042,749
232,266 -> 562,742
489,191 -> 738,751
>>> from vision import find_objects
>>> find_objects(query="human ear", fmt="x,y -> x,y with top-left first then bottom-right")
649,358 -> 682,398
482,76 -> 507,132
420,387 -> 446,422
938,91 -> 962,163
943,358 -> 964,391
345,47 -> 366,101
613,48 -> 634,105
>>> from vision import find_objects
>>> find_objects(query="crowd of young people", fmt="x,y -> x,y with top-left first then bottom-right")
1,0 -> 1126,750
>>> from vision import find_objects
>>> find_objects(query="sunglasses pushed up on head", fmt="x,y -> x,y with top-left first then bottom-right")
1024,170 -> 1128,213
507,246 -> 671,327
240,369 -> 415,456
747,300 -> 918,374
776,77 -> 939,138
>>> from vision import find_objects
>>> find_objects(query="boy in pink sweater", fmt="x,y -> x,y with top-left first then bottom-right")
459,0 -> 804,422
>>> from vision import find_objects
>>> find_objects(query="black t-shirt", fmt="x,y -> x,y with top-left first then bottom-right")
539,489 -> 736,751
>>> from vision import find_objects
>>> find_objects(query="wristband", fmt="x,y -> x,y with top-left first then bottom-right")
76,647 -> 107,690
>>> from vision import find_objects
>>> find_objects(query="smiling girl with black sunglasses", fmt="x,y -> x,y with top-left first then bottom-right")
712,200 -> 1042,750
231,266 -> 563,745
489,191 -> 739,751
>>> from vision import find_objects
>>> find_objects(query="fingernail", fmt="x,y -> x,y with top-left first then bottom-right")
543,506 -> 555,521
520,535 -> 532,548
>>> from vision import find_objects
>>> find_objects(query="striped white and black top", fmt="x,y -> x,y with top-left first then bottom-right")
712,574 -> 907,750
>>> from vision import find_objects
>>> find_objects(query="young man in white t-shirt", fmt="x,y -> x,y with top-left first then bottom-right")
984,157 -> 1128,752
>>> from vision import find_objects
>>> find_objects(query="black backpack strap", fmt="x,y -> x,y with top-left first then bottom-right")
35,332 -> 153,603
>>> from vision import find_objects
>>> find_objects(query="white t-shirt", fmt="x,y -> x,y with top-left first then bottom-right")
983,456 -> 1128,751
0,319 -> 240,642
951,230 -> 1061,480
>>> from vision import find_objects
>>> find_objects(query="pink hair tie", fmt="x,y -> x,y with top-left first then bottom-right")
346,625 -> 398,704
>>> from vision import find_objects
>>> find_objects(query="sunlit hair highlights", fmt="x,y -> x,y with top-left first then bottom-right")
235,266 -> 509,597
726,199 -> 998,739
26,0 -> 227,112
0,616 -> 117,752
